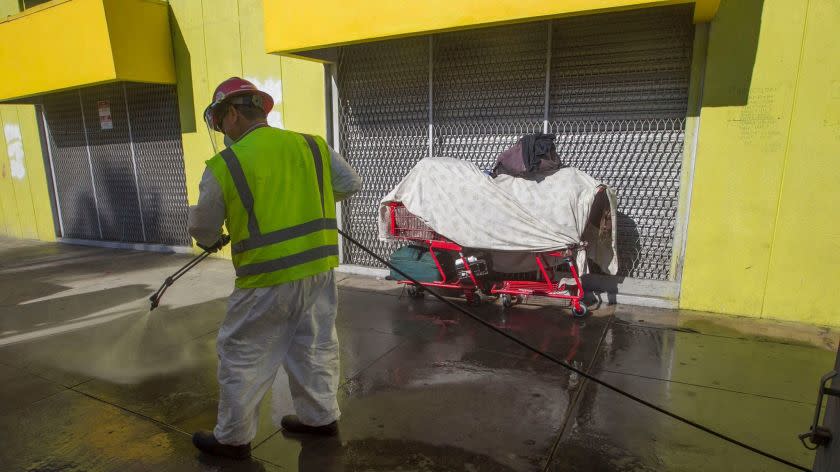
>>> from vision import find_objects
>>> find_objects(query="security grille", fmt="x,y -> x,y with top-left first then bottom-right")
337,5 -> 694,280
41,83 -> 190,246
80,84 -> 144,242
433,22 -> 547,168
42,91 -> 101,241
125,84 -> 191,246
548,7 -> 693,280
338,37 -> 430,266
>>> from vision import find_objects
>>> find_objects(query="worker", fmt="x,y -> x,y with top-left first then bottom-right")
188,77 -> 361,460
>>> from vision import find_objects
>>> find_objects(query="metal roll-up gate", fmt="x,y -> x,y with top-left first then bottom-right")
548,8 -> 693,280
337,5 -> 694,282
40,83 -> 191,247
338,37 -> 431,266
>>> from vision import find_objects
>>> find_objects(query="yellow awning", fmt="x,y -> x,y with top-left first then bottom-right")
0,0 -> 176,102
264,0 -> 721,60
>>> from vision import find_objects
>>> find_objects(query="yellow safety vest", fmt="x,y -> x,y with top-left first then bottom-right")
206,127 -> 338,288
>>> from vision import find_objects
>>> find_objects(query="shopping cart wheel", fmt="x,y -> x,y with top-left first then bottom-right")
572,304 -> 589,318
406,285 -> 424,299
467,292 -> 483,306
500,294 -> 514,308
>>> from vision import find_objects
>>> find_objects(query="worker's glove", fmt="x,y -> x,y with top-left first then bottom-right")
198,234 -> 231,253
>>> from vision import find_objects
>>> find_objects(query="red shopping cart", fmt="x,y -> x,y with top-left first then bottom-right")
386,202 -> 588,317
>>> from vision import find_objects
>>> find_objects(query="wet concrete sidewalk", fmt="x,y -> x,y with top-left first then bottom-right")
0,238 -> 837,471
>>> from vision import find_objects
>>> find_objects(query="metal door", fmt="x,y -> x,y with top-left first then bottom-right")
40,83 -> 191,247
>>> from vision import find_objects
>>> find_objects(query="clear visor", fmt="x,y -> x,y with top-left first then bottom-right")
203,94 -> 259,153
204,104 -> 222,132
203,101 -> 229,154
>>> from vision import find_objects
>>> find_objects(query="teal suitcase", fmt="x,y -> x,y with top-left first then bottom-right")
389,245 -> 454,282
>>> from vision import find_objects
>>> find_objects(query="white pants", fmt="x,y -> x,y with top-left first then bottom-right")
214,271 -> 341,445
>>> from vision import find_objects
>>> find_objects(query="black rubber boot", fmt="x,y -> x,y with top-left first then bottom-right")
192,430 -> 251,460
280,415 -> 339,436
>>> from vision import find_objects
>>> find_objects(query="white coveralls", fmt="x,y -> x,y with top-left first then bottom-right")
189,145 -> 361,445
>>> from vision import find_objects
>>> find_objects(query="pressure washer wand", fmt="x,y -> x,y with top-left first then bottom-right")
149,235 -> 230,311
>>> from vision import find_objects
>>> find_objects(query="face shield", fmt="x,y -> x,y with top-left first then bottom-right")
203,94 -> 264,153
203,102 -> 226,154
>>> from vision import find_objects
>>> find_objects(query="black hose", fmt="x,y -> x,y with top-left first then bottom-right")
338,229 -> 811,472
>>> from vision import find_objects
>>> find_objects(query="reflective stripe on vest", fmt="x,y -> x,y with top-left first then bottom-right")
220,148 -> 260,238
231,217 -> 337,254
235,244 -> 339,277
218,133 -> 338,277
302,134 -> 326,215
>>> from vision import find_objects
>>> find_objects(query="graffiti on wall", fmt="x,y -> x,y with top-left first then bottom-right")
3,123 -> 25,180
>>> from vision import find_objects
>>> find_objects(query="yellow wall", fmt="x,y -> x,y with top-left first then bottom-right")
0,0 -> 175,102
681,0 -> 840,327
280,59 -> 326,136
0,105 -> 56,241
0,0 -> 17,17
761,0 -> 840,325
103,0 -> 176,85
0,0 -> 115,101
264,0 -> 720,56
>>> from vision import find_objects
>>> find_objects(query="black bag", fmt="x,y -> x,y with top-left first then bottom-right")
389,245 -> 454,282
492,133 -> 563,177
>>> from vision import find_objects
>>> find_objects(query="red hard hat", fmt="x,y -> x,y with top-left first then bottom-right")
204,77 -> 274,131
